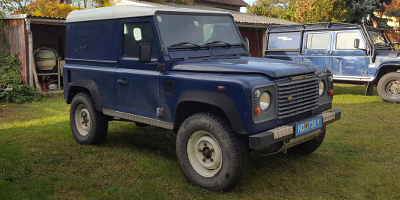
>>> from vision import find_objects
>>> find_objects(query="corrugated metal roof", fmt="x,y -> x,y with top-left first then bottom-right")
195,0 -> 249,7
133,1 -> 297,25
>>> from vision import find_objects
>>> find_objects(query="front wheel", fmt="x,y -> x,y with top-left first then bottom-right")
176,113 -> 247,191
70,93 -> 108,145
377,72 -> 400,103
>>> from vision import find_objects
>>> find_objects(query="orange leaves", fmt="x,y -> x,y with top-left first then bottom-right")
29,0 -> 81,18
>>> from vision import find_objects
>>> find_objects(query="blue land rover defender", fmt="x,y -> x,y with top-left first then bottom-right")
64,6 -> 341,191
265,22 -> 400,103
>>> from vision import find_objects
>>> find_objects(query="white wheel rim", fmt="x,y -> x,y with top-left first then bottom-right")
74,104 -> 91,136
187,130 -> 222,177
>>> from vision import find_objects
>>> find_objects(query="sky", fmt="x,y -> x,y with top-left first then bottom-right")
240,0 -> 256,13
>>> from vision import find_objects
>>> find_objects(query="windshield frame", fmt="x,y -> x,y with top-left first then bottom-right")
366,27 -> 394,49
154,12 -> 245,49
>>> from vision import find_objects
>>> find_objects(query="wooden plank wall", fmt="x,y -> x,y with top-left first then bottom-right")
3,19 -> 29,84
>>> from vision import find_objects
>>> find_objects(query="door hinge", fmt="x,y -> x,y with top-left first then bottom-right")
157,108 -> 163,117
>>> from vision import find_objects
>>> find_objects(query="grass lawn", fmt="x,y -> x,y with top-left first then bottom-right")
0,84 -> 399,199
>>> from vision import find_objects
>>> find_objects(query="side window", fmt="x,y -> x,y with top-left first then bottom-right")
268,33 -> 301,50
336,32 -> 364,49
122,22 -> 158,59
306,33 -> 329,50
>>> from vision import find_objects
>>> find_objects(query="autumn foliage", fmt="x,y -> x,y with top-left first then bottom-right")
29,0 -> 81,18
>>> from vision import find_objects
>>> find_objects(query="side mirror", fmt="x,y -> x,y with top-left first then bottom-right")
354,39 -> 360,49
243,37 -> 250,52
139,43 -> 152,62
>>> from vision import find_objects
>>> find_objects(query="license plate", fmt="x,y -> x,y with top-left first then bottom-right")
295,116 -> 323,137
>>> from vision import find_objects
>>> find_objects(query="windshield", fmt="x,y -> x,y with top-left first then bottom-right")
156,14 -> 243,47
367,30 -> 390,46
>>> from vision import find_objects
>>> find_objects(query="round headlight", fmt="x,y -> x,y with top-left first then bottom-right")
319,81 -> 325,96
260,92 -> 271,111
328,75 -> 333,82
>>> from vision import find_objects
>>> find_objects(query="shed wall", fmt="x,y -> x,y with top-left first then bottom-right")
3,19 -> 29,84
239,28 -> 265,58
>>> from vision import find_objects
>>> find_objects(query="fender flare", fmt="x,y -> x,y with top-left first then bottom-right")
375,62 -> 400,78
66,79 -> 103,112
176,90 -> 246,134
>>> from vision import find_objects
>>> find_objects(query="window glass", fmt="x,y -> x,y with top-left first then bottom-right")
122,22 -> 158,59
268,33 -> 301,49
156,14 -> 242,46
368,30 -> 389,46
306,33 -> 329,50
336,32 -> 364,49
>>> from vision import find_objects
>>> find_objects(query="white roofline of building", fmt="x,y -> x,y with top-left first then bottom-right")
66,5 -> 229,23
1,14 -> 28,19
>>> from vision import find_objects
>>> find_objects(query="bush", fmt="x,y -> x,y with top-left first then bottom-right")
0,52 -> 42,103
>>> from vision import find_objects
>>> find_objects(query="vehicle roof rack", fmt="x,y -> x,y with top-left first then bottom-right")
267,22 -> 380,32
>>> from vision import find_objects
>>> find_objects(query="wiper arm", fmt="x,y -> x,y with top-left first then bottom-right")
204,41 -> 233,47
169,42 -> 201,48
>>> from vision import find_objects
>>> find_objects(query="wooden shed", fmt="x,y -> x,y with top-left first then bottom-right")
1,15 -> 66,87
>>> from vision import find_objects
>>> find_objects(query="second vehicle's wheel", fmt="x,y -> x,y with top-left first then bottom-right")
176,113 -> 247,191
287,129 -> 326,155
377,72 -> 400,103
70,92 -> 108,145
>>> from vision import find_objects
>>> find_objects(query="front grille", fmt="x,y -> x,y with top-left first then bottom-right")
276,77 -> 318,119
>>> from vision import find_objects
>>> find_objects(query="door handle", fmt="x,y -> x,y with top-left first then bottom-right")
117,79 -> 127,85
305,58 -> 312,62
334,59 -> 342,62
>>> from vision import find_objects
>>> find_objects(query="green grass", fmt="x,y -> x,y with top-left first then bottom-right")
1,84 -> 400,199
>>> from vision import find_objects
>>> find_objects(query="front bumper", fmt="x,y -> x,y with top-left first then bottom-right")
248,109 -> 342,149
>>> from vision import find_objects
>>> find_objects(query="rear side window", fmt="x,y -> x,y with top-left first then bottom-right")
122,22 -> 158,59
336,32 -> 364,49
306,33 -> 329,50
268,33 -> 301,50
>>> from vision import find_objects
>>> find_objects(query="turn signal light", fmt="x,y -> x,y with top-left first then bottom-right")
254,107 -> 261,115
328,89 -> 334,96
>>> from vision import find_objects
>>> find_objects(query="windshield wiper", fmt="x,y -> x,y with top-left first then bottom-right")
169,42 -> 201,48
204,41 -> 233,47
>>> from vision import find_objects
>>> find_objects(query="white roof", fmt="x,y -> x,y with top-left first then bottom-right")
66,5 -> 228,23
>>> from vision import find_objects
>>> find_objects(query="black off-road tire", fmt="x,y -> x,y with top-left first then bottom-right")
70,92 -> 108,145
377,72 -> 400,103
176,113 -> 247,192
287,129 -> 326,155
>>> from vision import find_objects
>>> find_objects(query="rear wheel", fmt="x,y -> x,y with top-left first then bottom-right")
176,113 -> 247,191
287,129 -> 326,155
377,72 -> 400,103
70,93 -> 108,145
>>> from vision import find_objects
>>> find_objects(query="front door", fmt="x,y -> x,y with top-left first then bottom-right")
302,31 -> 331,69
116,19 -> 161,119
330,31 -> 367,76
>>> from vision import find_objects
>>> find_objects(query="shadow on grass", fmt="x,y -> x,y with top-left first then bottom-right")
102,122 -> 177,160
333,83 -> 378,96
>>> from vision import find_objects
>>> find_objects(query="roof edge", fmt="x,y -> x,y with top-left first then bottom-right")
1,14 -> 27,19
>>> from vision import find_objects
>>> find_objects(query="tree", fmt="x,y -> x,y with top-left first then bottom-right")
384,0 -> 400,26
246,0 -> 292,19
29,0 -> 81,18
247,0 -> 348,23
0,0 -> 34,16
294,0 -> 348,23
344,0 -> 391,27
